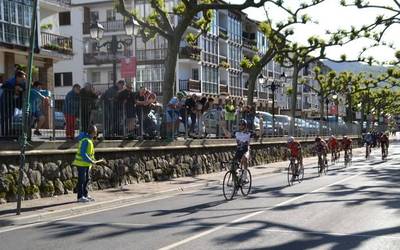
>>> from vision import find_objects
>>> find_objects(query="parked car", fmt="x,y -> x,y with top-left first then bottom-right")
256,111 -> 284,136
12,110 -> 66,130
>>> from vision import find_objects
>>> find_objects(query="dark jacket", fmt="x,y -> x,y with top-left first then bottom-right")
63,90 -> 80,117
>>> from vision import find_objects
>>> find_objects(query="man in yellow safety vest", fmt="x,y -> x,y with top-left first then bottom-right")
73,125 -> 103,202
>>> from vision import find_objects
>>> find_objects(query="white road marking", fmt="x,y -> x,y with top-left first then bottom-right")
224,226 -> 400,240
158,170 -> 367,250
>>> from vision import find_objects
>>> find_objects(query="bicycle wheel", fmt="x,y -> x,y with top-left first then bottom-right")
240,169 -> 252,196
297,163 -> 304,183
223,171 -> 236,201
287,162 -> 295,186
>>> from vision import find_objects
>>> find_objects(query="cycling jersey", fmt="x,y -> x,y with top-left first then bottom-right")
235,131 -> 251,160
288,141 -> 301,157
328,138 -> 338,150
342,138 -> 352,150
380,135 -> 389,144
315,140 -> 328,154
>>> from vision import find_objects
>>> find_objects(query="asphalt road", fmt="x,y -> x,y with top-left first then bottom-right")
1,142 -> 400,250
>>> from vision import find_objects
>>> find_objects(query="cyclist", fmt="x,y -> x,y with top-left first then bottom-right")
380,132 -> 389,158
233,119 -> 251,180
341,136 -> 353,160
315,137 -> 328,173
287,137 -> 303,177
328,135 -> 339,162
364,132 -> 373,158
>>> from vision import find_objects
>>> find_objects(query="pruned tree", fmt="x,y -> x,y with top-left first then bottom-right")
242,0 -> 326,105
114,0 -> 294,105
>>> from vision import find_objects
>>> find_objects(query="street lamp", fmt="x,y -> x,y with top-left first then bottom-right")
332,94 -> 338,134
258,72 -> 286,136
89,18 -> 139,86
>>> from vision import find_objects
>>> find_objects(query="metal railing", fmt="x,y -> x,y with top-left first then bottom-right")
179,79 -> 201,92
40,32 -> 73,55
82,20 -> 125,35
1,89 -> 368,141
136,48 -> 167,62
83,51 -> 132,65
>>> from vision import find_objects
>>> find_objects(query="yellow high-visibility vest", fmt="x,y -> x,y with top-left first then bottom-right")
72,137 -> 94,167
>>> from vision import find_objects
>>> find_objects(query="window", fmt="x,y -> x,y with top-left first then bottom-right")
90,11 -> 99,23
192,69 -> 199,80
106,9 -> 116,21
54,72 -> 73,87
59,11 -> 71,26
91,71 -> 101,83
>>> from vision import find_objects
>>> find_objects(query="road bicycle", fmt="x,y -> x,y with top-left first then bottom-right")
344,149 -> 352,168
318,153 -> 327,176
331,149 -> 340,165
381,143 -> 388,160
365,143 -> 371,159
287,157 -> 304,186
222,160 -> 252,201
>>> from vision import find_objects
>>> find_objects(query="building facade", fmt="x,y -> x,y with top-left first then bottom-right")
0,0 -> 73,90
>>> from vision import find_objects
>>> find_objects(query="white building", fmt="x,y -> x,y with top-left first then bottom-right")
0,0 -> 73,90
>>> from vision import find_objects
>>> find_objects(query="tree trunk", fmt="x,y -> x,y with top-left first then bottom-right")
319,96 -> 324,134
246,67 -> 261,106
162,39 -> 179,106
289,66 -> 299,136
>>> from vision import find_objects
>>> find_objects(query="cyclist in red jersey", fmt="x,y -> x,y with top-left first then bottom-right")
287,137 -> 303,174
328,135 -> 339,162
341,135 -> 353,159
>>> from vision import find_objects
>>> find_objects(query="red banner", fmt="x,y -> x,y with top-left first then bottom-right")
329,105 -> 338,115
120,56 -> 137,78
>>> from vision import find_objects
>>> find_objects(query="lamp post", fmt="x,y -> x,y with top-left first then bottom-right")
90,18 -> 139,86
258,72 -> 286,136
332,94 -> 338,135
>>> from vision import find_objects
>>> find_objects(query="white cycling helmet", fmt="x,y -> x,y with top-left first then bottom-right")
288,136 -> 294,143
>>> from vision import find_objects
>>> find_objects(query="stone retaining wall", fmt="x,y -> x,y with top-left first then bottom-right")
0,137 -> 361,204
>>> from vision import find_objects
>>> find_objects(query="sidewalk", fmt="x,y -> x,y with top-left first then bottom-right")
0,147 -> 367,228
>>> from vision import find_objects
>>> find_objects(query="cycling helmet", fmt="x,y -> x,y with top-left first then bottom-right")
330,135 -> 336,139
343,135 -> 348,139
287,136 -> 294,143
315,136 -> 321,142
239,119 -> 247,127
177,92 -> 185,98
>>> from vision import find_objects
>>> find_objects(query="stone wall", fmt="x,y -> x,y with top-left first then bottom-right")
0,137 -> 361,204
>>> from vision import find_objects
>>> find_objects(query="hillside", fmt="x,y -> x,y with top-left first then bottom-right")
322,61 -> 387,75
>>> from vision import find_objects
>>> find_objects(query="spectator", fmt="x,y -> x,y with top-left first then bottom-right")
63,84 -> 81,140
0,70 -> 26,137
203,97 -> 215,112
224,97 -> 236,134
30,81 -> 51,136
136,86 -> 157,137
165,92 -> 185,139
236,101 -> 244,120
244,105 -> 256,132
184,94 -> 197,135
80,83 -> 98,133
102,80 -> 126,138
117,82 -> 136,137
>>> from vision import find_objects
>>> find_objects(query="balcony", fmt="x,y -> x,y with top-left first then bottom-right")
84,51 -> 132,65
41,32 -> 73,55
136,48 -> 166,64
243,37 -> 258,51
219,56 -> 230,69
83,20 -> 125,35
219,84 -> 228,94
259,92 -> 268,100
179,46 -> 201,61
179,79 -> 201,92
218,27 -> 228,40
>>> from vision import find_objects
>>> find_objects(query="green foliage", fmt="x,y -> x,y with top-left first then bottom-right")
25,185 -> 39,196
259,22 -> 272,36
173,2 -> 186,15
186,33 -> 197,45
40,23 -> 53,30
240,57 -> 253,70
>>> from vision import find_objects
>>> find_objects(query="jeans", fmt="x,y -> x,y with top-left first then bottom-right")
76,166 -> 90,199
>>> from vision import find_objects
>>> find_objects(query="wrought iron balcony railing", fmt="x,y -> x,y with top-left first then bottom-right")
83,20 -> 125,35
40,32 -> 73,55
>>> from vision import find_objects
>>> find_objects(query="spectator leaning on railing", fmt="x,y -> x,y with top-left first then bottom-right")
165,91 -> 185,139
102,80 -> 126,138
63,84 -> 81,140
30,81 -> 51,136
117,82 -> 136,137
184,94 -> 197,135
136,86 -> 157,137
0,70 -> 26,138
80,83 -> 98,133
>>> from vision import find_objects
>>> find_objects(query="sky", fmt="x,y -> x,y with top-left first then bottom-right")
235,0 -> 399,63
